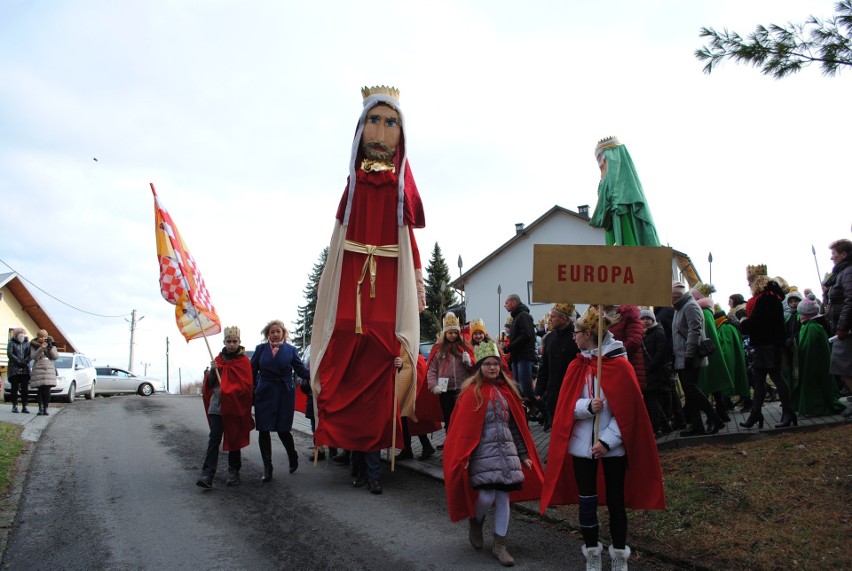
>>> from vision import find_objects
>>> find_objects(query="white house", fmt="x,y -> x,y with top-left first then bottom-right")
451,205 -> 702,336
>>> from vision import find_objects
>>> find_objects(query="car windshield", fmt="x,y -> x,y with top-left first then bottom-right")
55,356 -> 73,369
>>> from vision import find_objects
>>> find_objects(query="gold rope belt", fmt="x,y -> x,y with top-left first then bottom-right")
343,240 -> 399,334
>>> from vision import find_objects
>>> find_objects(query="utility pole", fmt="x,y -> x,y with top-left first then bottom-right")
165,336 -> 170,394
127,309 -> 144,372
457,255 -> 464,309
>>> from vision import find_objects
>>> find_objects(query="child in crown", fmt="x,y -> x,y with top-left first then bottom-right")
442,339 -> 544,567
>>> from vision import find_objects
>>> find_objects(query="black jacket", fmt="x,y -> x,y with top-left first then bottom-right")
740,281 -> 786,347
535,326 -> 579,401
506,303 -> 536,363
6,337 -> 31,378
642,323 -> 670,392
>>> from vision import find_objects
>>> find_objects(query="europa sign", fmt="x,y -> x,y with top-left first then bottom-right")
532,244 -> 674,307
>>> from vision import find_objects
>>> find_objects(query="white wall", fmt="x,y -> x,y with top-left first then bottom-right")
462,211 -> 605,336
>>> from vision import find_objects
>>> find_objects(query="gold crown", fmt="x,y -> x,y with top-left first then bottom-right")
594,136 -> 622,158
746,264 -> 767,280
443,312 -> 461,332
474,340 -> 501,364
361,85 -> 400,100
223,325 -> 240,339
694,283 -> 716,297
470,318 -> 487,336
576,306 -> 610,337
553,303 -> 575,318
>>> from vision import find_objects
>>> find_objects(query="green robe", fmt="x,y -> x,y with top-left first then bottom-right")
589,144 -> 660,246
716,319 -> 750,399
698,308 -> 735,396
793,320 -> 845,416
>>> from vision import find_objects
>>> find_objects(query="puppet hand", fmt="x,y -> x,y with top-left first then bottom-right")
416,268 -> 426,312
461,352 -> 471,366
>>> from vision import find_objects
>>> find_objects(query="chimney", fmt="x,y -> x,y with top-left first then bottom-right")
515,222 -> 525,234
578,204 -> 589,218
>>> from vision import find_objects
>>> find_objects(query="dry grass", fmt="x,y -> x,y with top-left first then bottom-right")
553,424 -> 851,570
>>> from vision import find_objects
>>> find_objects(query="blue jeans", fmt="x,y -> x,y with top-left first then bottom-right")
351,450 -> 381,480
512,359 -> 535,400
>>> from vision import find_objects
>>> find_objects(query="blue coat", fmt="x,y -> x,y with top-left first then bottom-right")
251,342 -> 309,432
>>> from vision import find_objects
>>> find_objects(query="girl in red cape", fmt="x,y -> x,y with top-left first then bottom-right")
540,308 -> 664,570
442,340 -> 544,567
197,326 -> 255,489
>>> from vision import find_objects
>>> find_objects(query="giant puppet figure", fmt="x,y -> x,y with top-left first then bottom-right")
311,86 -> 426,462
590,136 -> 661,247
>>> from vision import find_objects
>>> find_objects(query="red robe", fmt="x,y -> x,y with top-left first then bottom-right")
443,381 -> 545,522
540,354 -> 665,512
202,351 -> 255,451
314,168 -> 423,451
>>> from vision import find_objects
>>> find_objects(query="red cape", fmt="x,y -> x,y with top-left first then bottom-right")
443,381 -> 544,522
407,354 -> 443,435
202,352 -> 255,451
540,354 -> 665,512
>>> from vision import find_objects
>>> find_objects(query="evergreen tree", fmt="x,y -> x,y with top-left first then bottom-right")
420,242 -> 459,342
696,1 -> 852,78
292,247 -> 328,351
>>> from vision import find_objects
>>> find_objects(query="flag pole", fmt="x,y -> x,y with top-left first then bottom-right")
812,245 -> 823,286
390,386 -> 398,473
594,308 -> 604,443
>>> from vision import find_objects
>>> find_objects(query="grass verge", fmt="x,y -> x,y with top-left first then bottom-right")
553,423 -> 851,570
0,422 -> 25,504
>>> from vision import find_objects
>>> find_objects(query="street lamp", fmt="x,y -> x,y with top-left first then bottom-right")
497,284 -> 502,338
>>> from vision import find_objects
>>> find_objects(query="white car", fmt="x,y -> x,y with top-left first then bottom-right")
94,367 -> 165,396
3,351 -> 96,403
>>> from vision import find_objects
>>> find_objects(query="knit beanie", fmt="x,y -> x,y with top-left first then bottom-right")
798,298 -> 819,318
639,309 -> 656,322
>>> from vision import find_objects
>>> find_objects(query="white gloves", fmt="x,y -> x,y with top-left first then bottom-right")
430,385 -> 442,395
461,352 -> 471,366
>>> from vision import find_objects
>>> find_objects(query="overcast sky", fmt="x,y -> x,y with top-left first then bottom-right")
1,1 -> 849,389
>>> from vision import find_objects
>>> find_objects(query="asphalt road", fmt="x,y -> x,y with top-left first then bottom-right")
1,395 -> 660,570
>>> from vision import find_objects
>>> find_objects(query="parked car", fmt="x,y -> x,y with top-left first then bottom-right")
419,342 -> 434,359
5,352 -> 97,403
94,367 -> 165,396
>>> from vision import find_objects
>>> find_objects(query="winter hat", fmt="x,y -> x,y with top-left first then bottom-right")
798,298 -> 819,318
672,281 -> 687,293
473,340 -> 501,367
469,318 -> 488,336
442,312 -> 461,333
785,291 -> 804,305
639,309 -> 656,322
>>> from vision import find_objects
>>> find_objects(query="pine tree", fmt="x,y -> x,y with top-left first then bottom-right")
292,247 -> 328,351
696,1 -> 852,78
420,242 -> 459,342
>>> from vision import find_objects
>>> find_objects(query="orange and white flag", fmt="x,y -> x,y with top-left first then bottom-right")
151,183 -> 221,341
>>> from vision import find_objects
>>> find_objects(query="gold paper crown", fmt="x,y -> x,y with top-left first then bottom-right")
553,303 -> 576,318
223,325 -> 240,339
576,306 -> 610,337
746,264 -> 767,280
594,136 -> 622,159
474,339 -> 501,364
361,85 -> 400,100
694,283 -> 716,297
442,312 -> 461,332
470,318 -> 487,336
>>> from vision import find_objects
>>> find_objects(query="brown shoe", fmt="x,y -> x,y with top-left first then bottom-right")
468,517 -> 484,550
493,533 -> 514,566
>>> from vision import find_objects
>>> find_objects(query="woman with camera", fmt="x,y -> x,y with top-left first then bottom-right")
29,329 -> 58,416
6,328 -> 32,413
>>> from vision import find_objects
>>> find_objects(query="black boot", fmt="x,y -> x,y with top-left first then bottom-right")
739,410 -> 765,429
226,467 -> 240,486
775,411 -> 798,428
288,450 -> 299,474
261,457 -> 273,482
418,440 -> 435,460
196,472 -> 214,489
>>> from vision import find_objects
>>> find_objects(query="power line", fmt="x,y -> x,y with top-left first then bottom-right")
0,257 -> 131,318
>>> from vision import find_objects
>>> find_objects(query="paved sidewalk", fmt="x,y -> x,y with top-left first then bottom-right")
294,399 -> 850,479
0,403 -> 57,442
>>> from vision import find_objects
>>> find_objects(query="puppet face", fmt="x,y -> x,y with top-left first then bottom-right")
599,159 -> 607,180
361,104 -> 400,161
